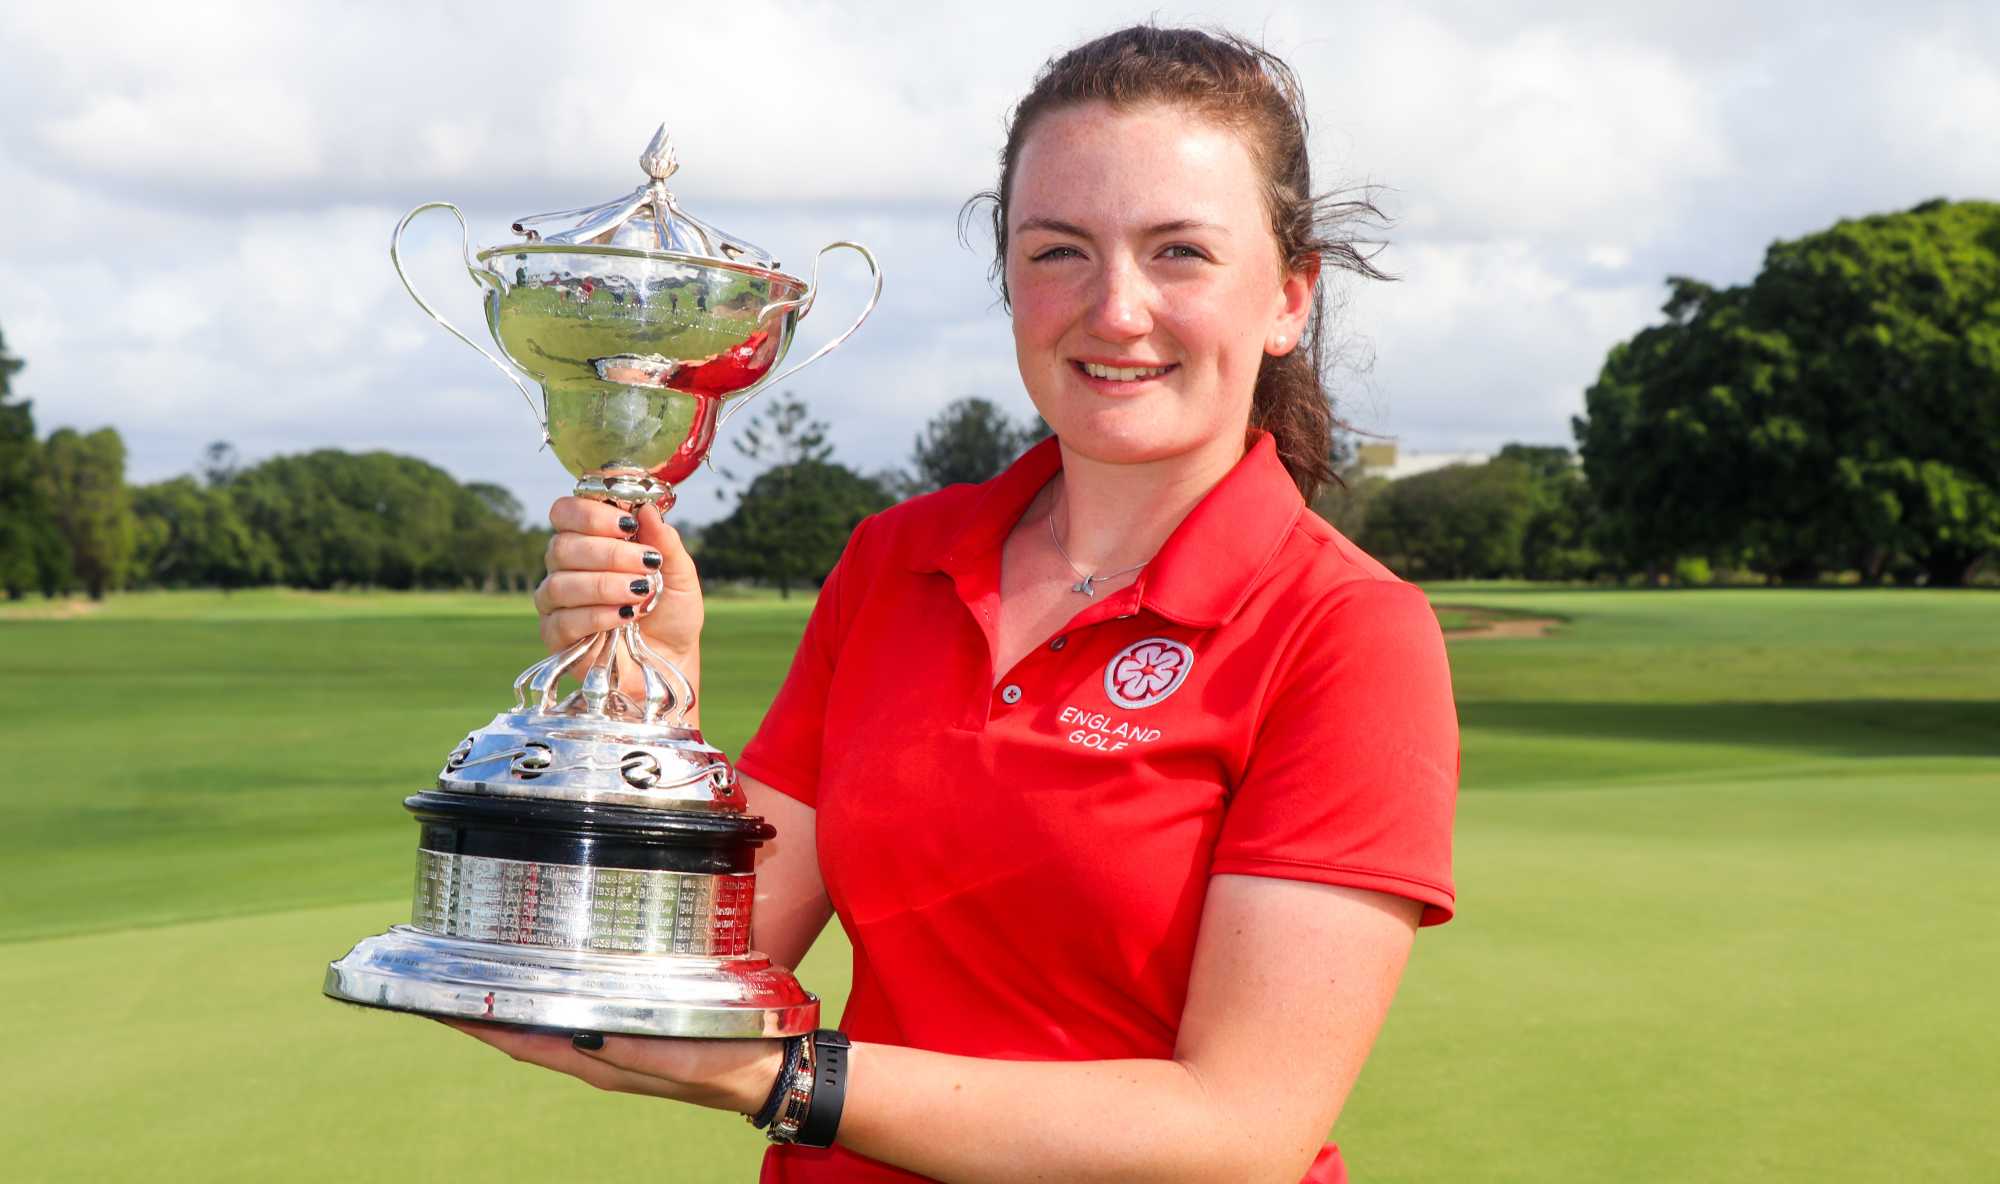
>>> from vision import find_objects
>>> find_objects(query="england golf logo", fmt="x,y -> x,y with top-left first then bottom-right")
1104,638 -> 1194,710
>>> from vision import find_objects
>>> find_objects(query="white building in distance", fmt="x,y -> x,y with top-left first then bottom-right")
1352,442 -> 1492,482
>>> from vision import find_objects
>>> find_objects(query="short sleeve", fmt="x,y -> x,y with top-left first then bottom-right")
735,516 -> 873,808
1211,579 -> 1460,925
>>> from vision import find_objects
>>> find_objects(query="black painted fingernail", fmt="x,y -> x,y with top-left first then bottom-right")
642,550 -> 662,570
619,604 -> 635,619
617,514 -> 638,533
572,1032 -> 604,1051
629,578 -> 651,595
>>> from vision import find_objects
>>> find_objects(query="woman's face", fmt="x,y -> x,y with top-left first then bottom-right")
1005,101 -> 1314,471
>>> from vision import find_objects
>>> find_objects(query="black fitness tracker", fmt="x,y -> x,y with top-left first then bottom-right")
795,1029 -> 851,1149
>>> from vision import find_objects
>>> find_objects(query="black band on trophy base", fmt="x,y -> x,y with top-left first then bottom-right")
407,790 -> 773,874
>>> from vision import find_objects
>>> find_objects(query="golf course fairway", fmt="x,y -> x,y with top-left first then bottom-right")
2,586 -> 1994,1181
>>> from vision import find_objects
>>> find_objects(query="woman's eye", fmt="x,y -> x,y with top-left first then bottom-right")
1029,245 -> 1083,262
1161,244 -> 1210,261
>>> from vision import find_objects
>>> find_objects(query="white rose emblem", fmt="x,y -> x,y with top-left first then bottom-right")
1104,638 -> 1195,709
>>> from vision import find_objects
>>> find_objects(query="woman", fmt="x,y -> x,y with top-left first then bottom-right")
451,25 -> 1458,1184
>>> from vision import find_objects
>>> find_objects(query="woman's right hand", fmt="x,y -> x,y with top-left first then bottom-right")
534,498 -> 703,695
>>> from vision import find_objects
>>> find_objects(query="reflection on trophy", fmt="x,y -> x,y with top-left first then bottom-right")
323,125 -> 880,1037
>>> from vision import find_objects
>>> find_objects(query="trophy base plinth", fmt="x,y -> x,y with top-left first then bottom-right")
325,926 -> 818,1038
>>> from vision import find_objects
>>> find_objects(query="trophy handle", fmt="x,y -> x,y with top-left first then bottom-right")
391,202 -> 548,434
720,240 -> 882,429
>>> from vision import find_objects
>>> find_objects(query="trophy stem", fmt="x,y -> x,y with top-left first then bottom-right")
575,472 -> 677,512
499,469 -> 698,727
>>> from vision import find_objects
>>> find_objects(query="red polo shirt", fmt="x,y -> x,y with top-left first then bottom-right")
741,433 -> 1458,1184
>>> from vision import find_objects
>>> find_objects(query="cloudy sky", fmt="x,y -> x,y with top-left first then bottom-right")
2,0 -> 1995,523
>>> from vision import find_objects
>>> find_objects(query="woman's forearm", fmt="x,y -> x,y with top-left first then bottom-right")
836,1043 -> 1314,1184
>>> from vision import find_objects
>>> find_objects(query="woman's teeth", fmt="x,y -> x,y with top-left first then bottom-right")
1080,362 -> 1171,381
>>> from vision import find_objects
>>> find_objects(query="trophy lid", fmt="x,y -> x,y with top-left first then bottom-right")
508,125 -> 781,270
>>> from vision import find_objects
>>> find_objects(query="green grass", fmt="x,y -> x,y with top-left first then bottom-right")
2,586 -> 1996,1180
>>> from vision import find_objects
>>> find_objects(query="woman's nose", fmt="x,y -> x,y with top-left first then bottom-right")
1084,259 -> 1153,340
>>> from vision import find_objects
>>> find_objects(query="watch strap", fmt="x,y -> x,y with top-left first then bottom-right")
794,1029 -> 851,1149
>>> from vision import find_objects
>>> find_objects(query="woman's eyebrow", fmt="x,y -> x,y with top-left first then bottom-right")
1147,218 -> 1230,237
1015,216 -> 1230,239
1016,216 -> 1093,239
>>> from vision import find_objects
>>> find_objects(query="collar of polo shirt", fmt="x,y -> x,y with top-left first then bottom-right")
904,431 -> 1305,629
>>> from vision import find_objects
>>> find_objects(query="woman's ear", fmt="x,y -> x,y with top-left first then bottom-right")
1267,258 -> 1319,356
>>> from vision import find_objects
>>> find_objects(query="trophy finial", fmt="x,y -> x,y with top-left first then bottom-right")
641,125 -> 679,183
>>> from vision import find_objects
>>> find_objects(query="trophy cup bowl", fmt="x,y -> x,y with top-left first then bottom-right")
323,126 -> 879,1038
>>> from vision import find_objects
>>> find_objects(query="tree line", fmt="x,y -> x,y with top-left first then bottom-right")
0,319 -> 1046,600
3,198 -> 1993,596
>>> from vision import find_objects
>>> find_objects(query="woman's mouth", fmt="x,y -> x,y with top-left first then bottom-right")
1074,360 -> 1177,387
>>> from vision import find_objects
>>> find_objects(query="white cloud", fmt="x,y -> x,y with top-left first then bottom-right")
1348,239 -> 1660,448
0,0 -> 1995,526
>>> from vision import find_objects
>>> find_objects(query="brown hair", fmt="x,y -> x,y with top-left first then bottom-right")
964,24 -> 1391,501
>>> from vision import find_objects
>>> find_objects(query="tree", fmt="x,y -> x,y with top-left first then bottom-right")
1574,199 -> 2000,584
0,327 -> 67,598
1494,444 -> 1602,581
130,476 -> 280,589
705,393 -> 890,596
702,460 -> 891,596
228,449 -> 536,589
906,397 -> 1042,493
1358,462 -> 1538,580
200,441 -> 241,488
729,390 -> 831,473
1312,471 -> 1387,543
37,427 -> 138,599
456,482 -> 542,592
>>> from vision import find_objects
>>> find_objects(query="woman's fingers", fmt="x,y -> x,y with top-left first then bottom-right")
544,531 -> 662,577
548,495 -> 642,539
534,570 -> 657,613
438,1021 -> 678,1099
537,498 -> 703,667
540,605 -> 640,652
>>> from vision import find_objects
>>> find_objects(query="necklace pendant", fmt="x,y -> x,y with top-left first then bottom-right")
1072,577 -> 1096,597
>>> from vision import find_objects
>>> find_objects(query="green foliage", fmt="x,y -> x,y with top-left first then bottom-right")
1575,199 -> 2000,584
1496,444 -> 1604,580
905,396 -> 1042,492
131,476 -> 282,589
703,461 -> 891,597
225,449 -> 540,590
1671,555 -> 1715,586
1360,461 -> 1538,579
1337,446 -> 1597,581
457,481 -> 546,592
704,394 -> 893,596
0,328 -> 68,598
36,426 -> 137,599
1313,470 -> 1389,544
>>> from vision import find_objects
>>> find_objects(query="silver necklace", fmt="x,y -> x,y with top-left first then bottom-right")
1048,495 -> 1152,597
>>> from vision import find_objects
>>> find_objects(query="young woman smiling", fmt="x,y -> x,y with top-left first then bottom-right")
452,26 -> 1458,1184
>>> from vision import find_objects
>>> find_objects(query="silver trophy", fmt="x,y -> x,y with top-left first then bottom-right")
323,125 -> 880,1038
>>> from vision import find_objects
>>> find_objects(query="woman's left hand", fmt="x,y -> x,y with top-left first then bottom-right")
439,1020 -> 783,1115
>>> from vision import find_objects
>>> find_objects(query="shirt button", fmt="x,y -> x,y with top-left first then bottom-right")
1050,636 -> 1067,651
1000,684 -> 1023,704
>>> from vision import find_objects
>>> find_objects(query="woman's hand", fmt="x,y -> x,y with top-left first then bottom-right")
534,499 -> 703,695
440,1020 -> 782,1115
